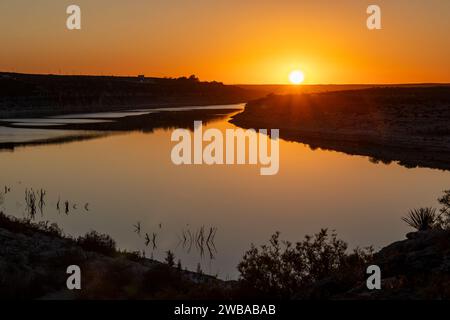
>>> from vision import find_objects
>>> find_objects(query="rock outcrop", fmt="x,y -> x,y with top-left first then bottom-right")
343,229 -> 450,299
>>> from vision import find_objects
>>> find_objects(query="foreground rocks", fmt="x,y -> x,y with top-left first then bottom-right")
341,229 -> 450,299
0,213 -> 228,299
1,211 -> 449,299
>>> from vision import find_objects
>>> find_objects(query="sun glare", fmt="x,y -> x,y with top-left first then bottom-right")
289,70 -> 305,85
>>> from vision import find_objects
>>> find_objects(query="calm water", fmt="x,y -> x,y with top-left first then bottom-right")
1,104 -> 450,279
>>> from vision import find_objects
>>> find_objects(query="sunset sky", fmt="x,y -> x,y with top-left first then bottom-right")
1,0 -> 449,84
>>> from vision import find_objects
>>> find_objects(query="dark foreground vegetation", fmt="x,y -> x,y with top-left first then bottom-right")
231,86 -> 450,171
1,190 -> 450,300
0,72 -> 264,118
0,212 -> 227,299
238,190 -> 450,300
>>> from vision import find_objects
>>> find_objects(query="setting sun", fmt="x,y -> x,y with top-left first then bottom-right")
289,70 -> 305,85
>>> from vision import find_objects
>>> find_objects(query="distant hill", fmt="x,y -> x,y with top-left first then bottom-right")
231,86 -> 450,171
236,83 -> 450,96
0,72 -> 266,118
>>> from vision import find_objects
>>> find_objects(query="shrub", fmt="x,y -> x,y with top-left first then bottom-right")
402,208 -> 437,231
165,250 -> 175,267
438,190 -> 450,229
121,250 -> 143,262
76,231 -> 116,256
438,190 -> 450,212
0,212 -> 62,237
237,229 -> 372,299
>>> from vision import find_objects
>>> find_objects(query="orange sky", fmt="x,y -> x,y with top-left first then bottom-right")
0,0 -> 449,84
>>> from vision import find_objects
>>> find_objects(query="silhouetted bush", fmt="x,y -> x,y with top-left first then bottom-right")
0,211 -> 62,237
438,190 -> 450,229
238,229 -> 373,299
165,250 -> 175,267
76,231 -> 116,256
402,208 -> 438,231
121,251 -> 143,262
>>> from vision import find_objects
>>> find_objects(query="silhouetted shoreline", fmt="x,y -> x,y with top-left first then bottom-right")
0,72 -> 264,118
231,86 -> 450,171
1,210 -> 449,299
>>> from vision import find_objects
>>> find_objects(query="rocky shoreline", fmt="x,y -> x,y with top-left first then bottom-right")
342,229 -> 450,299
0,212 -> 228,299
231,86 -> 450,171
1,211 -> 449,300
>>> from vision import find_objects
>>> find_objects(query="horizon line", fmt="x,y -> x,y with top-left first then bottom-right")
2,71 -> 450,86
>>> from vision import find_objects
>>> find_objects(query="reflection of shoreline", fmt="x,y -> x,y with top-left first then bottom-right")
231,86 -> 450,171
0,132 -> 109,151
0,108 -> 240,151
231,124 -> 450,171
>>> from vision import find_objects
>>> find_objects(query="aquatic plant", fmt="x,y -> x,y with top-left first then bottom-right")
165,250 -> 175,267
24,189 -> 37,218
133,221 -> 141,235
64,200 -> 70,214
151,232 -> 157,249
179,225 -> 218,259
38,189 -> 46,215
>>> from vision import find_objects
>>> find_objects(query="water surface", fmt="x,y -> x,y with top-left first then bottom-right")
1,104 -> 449,279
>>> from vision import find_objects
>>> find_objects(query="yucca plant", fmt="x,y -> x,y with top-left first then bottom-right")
402,207 -> 437,231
